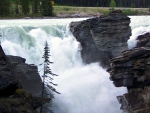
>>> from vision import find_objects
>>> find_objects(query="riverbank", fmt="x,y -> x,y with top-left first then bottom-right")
0,7 -> 150,19
54,6 -> 150,16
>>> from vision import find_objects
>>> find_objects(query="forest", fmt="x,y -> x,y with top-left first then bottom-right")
0,0 -> 150,17
0,0 -> 53,16
55,0 -> 150,8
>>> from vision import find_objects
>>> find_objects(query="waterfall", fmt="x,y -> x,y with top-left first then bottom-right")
128,16 -> 150,49
0,16 -> 149,113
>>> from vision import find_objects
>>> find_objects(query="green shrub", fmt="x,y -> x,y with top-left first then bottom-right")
63,7 -> 70,12
15,89 -> 30,97
122,9 -> 138,15
97,9 -> 109,15
109,7 -> 115,12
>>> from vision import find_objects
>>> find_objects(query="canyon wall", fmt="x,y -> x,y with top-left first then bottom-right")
70,10 -> 131,68
107,33 -> 150,113
70,10 -> 150,113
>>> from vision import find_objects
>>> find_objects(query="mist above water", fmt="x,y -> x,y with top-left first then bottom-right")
0,16 -> 149,113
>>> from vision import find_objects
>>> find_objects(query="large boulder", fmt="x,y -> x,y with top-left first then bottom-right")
107,47 -> 150,87
0,45 -> 19,97
107,32 -> 150,88
7,55 -> 42,97
136,32 -> 150,47
0,45 -> 42,97
70,10 -> 131,67
107,32 -> 150,113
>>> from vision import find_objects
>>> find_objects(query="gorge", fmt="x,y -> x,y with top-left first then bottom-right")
0,13 -> 150,113
70,11 -> 150,113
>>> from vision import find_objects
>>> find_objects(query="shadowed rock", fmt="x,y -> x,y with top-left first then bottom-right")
0,45 -> 19,97
108,47 -> 150,87
0,45 -> 48,112
136,32 -> 150,47
107,32 -> 150,113
7,55 -> 42,97
70,10 -> 131,68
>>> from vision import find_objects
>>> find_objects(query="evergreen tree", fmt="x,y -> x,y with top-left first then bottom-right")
40,0 -> 53,16
109,0 -> 116,7
11,0 -> 20,14
109,0 -> 116,11
131,3 -> 136,8
40,41 -> 60,113
20,0 -> 30,15
30,0 -> 39,14
32,0 -> 39,14
0,0 -> 10,16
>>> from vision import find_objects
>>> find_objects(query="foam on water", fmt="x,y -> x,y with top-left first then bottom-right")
128,16 -> 150,49
0,16 -> 149,113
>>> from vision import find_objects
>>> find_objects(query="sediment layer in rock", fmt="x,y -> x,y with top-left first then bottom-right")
70,10 -> 131,67
107,32 -> 150,113
7,55 -> 42,97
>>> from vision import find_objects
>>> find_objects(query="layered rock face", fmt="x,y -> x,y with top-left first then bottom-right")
0,45 -> 47,112
107,33 -> 150,113
136,32 -> 150,47
70,10 -> 131,67
107,47 -> 150,88
0,44 -> 42,97
7,55 -> 42,97
0,45 -> 19,97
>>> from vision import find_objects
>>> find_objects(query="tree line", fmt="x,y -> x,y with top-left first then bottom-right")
55,0 -> 150,8
0,0 -> 53,16
0,0 -> 150,17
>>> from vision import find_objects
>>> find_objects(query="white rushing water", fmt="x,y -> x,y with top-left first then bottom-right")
128,16 -> 150,49
0,16 -> 149,113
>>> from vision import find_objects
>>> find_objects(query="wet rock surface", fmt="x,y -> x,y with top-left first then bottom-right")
0,45 -> 19,97
70,10 -> 131,68
108,47 -> 150,87
0,45 -> 47,113
0,44 -> 43,98
107,32 -> 150,113
136,32 -> 150,47
7,55 -> 42,97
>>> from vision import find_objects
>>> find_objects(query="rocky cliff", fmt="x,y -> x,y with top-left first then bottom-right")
7,55 -> 42,97
107,32 -> 150,113
0,45 -> 46,113
0,45 -> 19,97
70,10 -> 131,67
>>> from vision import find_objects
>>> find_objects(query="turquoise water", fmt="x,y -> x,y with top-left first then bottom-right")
0,16 -> 149,113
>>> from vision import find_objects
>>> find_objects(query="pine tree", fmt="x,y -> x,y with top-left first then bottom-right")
0,0 -> 10,16
32,0 -> 39,14
109,0 -> 116,12
11,0 -> 20,14
40,41 -> 60,113
20,0 -> 30,15
40,0 -> 53,16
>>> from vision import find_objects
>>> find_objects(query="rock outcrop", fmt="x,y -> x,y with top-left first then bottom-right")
0,89 -> 49,113
0,44 -> 48,113
0,45 -> 19,97
107,32 -> 150,113
70,10 -> 131,67
108,46 -> 150,88
0,50 -> 42,97
136,32 -> 150,47
7,55 -> 42,97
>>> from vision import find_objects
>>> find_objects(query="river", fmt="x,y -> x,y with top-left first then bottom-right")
0,16 -> 150,113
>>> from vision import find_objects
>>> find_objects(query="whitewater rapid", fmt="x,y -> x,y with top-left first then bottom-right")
0,16 -> 149,113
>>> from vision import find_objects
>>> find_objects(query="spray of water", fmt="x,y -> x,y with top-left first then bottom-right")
128,16 -> 150,49
0,16 -> 147,113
